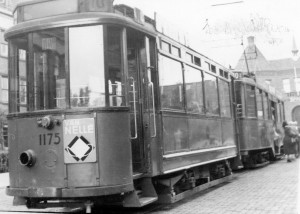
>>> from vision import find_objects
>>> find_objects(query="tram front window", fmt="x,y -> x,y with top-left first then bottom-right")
9,25 -> 125,113
33,29 -> 66,110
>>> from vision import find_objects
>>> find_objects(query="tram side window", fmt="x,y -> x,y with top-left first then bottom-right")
245,85 -> 256,117
219,79 -> 231,117
107,26 -> 125,107
204,72 -> 219,115
256,89 -> 263,119
33,28 -> 66,110
185,65 -> 204,114
70,25 -> 105,108
159,56 -> 184,110
9,36 -> 28,113
262,92 -> 269,120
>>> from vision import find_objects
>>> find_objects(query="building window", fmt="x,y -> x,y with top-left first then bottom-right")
295,78 -> 300,92
161,41 -> 171,53
0,43 -> 8,57
2,125 -> 8,148
205,61 -> 211,71
1,76 -> 8,103
171,46 -> 180,57
186,52 -> 193,63
211,65 -> 216,73
282,79 -> 291,93
194,56 -> 201,66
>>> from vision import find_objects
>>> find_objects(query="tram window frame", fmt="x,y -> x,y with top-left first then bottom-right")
256,89 -> 263,119
245,85 -> 256,118
8,36 -> 29,113
159,55 -> 184,111
203,72 -> 219,116
185,65 -> 205,114
262,92 -> 269,120
219,79 -> 231,118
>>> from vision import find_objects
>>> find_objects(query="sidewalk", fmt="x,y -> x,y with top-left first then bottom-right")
0,173 -> 8,189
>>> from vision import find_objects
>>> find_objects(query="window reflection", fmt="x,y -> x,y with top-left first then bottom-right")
33,29 -> 66,110
107,26 -> 125,107
185,66 -> 204,114
69,25 -> 105,108
159,56 -> 184,110
204,73 -> 219,115
219,80 -> 231,117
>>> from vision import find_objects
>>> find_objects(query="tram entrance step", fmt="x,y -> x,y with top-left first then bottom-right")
123,177 -> 158,207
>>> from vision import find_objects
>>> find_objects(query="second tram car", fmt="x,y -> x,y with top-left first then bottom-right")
4,0 -> 284,211
235,77 -> 285,167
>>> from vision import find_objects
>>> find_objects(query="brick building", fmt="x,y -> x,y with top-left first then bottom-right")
235,36 -> 300,124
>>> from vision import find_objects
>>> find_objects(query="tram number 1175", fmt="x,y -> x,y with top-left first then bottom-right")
39,133 -> 61,146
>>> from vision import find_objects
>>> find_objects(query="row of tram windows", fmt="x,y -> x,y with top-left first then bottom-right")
8,25 -> 127,112
237,84 -> 284,122
159,55 -> 232,117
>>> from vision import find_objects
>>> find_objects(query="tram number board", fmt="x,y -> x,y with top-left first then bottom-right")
39,133 -> 61,146
79,0 -> 113,12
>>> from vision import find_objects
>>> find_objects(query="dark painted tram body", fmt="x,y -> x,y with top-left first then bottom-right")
234,78 -> 285,167
4,0 -> 283,211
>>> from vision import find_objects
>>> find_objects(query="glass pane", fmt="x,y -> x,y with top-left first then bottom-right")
219,80 -> 231,117
185,66 -> 204,114
204,73 -> 219,115
70,25 -> 105,108
256,89 -> 263,119
263,92 -> 269,119
33,29 -> 66,110
159,56 -> 184,110
107,26 -> 125,107
245,85 -> 256,117
10,36 -> 28,113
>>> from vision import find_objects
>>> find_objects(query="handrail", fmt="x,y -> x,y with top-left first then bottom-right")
149,82 -> 156,138
129,77 -> 138,139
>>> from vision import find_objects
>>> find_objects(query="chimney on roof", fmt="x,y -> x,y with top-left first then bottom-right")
247,36 -> 255,47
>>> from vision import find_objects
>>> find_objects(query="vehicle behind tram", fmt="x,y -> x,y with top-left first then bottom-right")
4,0 -> 284,212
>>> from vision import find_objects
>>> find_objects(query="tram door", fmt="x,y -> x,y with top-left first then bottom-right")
127,29 -> 156,174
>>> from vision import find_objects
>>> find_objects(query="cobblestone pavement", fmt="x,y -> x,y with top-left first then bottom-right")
0,158 -> 298,214
151,158 -> 300,214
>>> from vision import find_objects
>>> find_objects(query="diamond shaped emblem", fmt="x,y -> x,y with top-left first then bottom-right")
65,136 -> 95,162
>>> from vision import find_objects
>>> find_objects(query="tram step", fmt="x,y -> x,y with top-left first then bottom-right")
139,197 -> 158,206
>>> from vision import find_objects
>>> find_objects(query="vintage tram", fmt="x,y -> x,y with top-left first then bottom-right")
234,77 -> 285,167
4,0 -> 284,211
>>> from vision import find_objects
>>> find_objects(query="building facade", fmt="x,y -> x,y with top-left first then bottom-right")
0,0 -> 13,151
235,36 -> 300,124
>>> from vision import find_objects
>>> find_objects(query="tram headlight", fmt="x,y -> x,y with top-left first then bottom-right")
19,150 -> 36,167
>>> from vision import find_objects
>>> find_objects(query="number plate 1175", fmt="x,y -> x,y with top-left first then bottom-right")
39,133 -> 61,145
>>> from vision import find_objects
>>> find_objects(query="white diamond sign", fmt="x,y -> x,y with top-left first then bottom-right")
63,118 -> 96,163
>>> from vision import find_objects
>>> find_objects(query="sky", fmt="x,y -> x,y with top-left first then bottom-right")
115,0 -> 300,68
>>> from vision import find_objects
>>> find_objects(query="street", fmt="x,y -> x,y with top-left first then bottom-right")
0,158 -> 298,214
